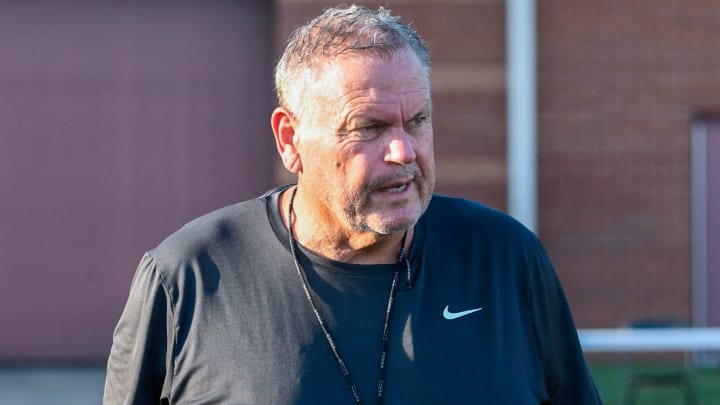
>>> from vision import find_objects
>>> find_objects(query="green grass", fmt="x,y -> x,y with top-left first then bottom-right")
590,364 -> 720,405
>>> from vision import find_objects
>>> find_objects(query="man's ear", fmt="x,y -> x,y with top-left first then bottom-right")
271,106 -> 302,174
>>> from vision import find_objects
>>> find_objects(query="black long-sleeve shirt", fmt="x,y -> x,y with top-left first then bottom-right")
104,186 -> 602,404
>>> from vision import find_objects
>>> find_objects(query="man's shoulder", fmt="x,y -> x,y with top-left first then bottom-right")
426,194 -> 521,226
425,194 -> 536,243
146,193 -> 274,273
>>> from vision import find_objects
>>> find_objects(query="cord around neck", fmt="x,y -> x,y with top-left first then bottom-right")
286,186 -> 408,404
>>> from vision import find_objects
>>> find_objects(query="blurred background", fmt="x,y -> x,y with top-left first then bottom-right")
1,0 -> 719,403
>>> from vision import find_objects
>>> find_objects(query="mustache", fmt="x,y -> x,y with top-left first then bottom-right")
364,166 -> 421,192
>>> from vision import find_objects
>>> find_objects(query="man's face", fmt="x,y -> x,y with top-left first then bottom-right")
295,48 -> 435,235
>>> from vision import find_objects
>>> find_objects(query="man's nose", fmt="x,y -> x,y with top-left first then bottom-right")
384,130 -> 416,165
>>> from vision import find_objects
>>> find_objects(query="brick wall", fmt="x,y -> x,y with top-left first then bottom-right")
538,1 -> 720,326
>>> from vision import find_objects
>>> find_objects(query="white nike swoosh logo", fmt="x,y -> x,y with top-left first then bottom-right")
443,305 -> 483,320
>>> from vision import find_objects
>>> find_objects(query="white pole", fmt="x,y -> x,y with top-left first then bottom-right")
506,0 -> 537,232
691,122 -> 708,327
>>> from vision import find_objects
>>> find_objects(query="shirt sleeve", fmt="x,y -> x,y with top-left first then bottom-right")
104,253 -> 174,404
528,243 -> 603,404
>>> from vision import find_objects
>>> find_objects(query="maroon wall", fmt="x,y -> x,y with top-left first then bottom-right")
0,1 -> 274,360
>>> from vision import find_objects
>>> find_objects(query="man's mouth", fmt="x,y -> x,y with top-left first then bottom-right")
377,180 -> 411,193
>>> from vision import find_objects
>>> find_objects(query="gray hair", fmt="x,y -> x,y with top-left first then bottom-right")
274,5 -> 431,120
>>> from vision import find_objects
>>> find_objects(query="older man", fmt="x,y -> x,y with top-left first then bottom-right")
105,5 -> 601,404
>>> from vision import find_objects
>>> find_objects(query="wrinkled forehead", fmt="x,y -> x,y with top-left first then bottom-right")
299,49 -> 431,123
319,50 -> 428,99
314,47 -> 429,87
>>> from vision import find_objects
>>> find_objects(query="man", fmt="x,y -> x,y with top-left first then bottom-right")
105,5 -> 602,404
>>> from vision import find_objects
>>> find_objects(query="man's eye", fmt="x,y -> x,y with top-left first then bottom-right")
406,116 -> 429,133
352,124 -> 385,140
412,117 -> 426,125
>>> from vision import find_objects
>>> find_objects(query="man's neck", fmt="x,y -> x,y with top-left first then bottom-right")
279,187 -> 411,264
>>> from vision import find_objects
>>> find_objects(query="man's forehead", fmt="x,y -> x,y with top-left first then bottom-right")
322,48 -> 422,71
295,48 -> 430,124
316,50 -> 429,90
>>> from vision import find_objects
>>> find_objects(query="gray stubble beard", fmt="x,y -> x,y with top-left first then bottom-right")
343,168 -> 435,235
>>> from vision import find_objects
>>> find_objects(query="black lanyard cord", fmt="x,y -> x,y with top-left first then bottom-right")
287,187 -> 407,404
